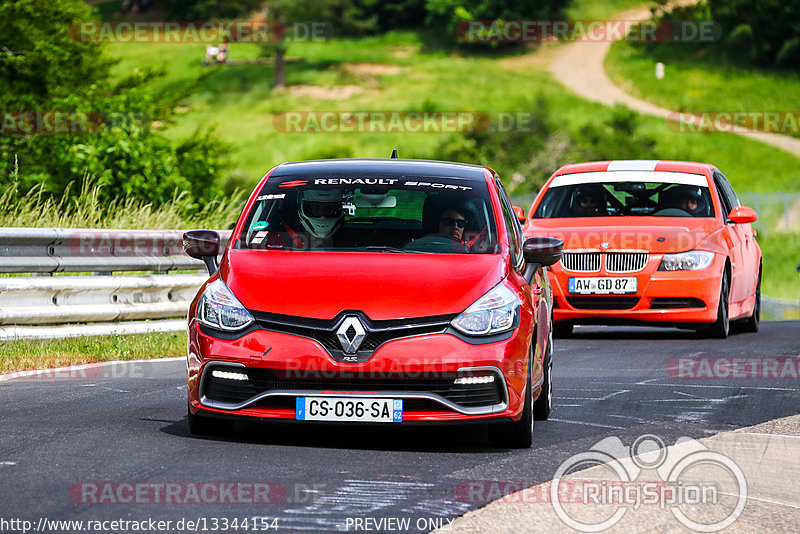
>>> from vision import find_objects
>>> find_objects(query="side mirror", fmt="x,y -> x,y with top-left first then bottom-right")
513,205 -> 526,224
183,230 -> 220,275
522,236 -> 563,283
727,206 -> 758,224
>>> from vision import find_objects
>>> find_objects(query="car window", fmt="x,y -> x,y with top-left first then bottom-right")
713,171 -> 740,218
533,181 -> 715,218
235,175 -> 500,254
494,178 -> 523,268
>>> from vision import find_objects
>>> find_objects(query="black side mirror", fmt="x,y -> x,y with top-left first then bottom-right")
183,230 -> 220,275
522,236 -> 563,283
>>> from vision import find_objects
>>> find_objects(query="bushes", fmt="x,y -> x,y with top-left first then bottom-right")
647,0 -> 800,67
710,0 -> 800,67
0,0 -> 231,213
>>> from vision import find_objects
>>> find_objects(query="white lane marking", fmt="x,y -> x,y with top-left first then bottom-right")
0,461 -> 16,466
557,390 -> 629,401
0,357 -> 184,382
558,388 -> 608,391
548,418 -> 624,430
100,386 -> 130,393
599,389 -> 629,400
642,394 -> 747,403
674,390 -> 700,398
598,381 -> 796,391
556,404 -> 582,407
606,414 -> 647,422
636,378 -> 663,385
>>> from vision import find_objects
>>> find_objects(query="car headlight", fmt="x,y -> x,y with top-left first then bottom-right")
196,279 -> 255,331
451,283 -> 520,336
658,251 -> 715,271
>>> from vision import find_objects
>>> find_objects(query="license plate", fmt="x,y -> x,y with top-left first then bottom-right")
568,277 -> 637,295
295,397 -> 403,423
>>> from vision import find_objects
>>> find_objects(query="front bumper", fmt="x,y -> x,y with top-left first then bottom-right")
187,322 -> 532,423
550,253 -> 723,326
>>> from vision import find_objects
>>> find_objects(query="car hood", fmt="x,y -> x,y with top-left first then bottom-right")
526,218 -> 718,253
221,250 -> 507,320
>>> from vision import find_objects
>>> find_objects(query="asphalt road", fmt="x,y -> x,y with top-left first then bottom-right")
1,321 -> 799,533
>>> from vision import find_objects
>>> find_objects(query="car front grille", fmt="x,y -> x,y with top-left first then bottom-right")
561,252 -> 601,272
202,367 -> 505,411
561,251 -> 648,273
248,311 -> 452,356
566,297 -> 640,310
606,252 -> 649,273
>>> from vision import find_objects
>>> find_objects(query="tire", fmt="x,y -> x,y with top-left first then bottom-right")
187,401 -> 219,436
533,329 -> 553,421
553,322 -> 573,338
706,272 -> 730,339
737,269 -> 761,333
490,346 -> 534,448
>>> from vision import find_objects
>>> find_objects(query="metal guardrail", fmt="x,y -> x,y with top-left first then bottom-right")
0,228 -> 232,340
0,228 -> 231,273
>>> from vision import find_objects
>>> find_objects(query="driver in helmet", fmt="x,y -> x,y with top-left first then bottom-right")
296,189 -> 344,247
572,184 -> 605,216
674,185 -> 704,216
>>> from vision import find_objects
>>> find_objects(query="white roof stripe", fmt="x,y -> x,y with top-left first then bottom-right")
550,171 -> 708,188
607,160 -> 660,172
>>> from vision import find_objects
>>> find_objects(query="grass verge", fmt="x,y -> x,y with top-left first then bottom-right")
759,231 -> 800,301
0,332 -> 185,375
605,38 -> 800,137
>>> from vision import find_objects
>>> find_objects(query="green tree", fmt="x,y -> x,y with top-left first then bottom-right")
0,0 -> 229,207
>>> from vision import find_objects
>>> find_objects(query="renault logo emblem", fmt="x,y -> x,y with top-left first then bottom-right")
336,316 -> 366,354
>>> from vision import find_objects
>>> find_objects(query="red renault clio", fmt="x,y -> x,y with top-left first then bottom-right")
183,158 -> 562,448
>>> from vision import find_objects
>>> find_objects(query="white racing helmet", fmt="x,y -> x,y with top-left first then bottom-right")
298,189 -> 344,239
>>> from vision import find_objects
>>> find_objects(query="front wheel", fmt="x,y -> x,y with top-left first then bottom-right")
737,268 -> 761,333
706,272 -> 730,339
533,330 -> 553,421
490,347 -> 534,448
187,401 -> 213,435
553,322 -> 573,338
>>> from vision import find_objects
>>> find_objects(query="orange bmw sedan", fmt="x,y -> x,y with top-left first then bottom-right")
522,160 -> 761,338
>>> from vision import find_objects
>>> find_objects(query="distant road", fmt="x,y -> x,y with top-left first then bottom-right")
548,5 -> 800,157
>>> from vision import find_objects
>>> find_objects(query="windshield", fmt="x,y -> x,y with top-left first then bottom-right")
235,175 -> 499,254
533,179 -> 715,218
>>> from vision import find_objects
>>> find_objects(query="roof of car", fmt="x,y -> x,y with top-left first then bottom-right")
555,160 -> 716,176
270,158 -> 490,180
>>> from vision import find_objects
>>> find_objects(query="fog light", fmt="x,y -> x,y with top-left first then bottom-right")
454,375 -> 495,385
211,369 -> 248,381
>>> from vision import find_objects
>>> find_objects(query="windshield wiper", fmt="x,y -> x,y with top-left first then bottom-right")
363,246 -> 424,253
